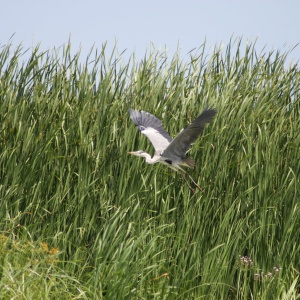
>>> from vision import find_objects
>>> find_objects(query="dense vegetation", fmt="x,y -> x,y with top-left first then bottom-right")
0,39 -> 299,299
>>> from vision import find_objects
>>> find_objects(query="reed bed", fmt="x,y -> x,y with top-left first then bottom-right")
0,39 -> 299,299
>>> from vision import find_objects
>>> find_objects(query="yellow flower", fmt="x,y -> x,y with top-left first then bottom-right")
49,247 -> 59,255
41,242 -> 49,253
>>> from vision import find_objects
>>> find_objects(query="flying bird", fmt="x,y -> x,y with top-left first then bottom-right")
128,108 -> 216,192
128,108 -> 216,173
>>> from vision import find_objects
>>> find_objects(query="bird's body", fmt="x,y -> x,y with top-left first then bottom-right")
128,150 -> 195,169
128,108 -> 216,172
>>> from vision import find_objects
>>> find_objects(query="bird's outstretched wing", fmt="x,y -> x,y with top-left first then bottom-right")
129,109 -> 172,153
162,108 -> 216,158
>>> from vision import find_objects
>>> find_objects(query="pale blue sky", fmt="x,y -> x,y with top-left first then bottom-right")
1,1 -> 299,64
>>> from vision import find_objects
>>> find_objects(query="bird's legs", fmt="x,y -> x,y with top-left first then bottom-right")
175,166 -> 202,193
186,172 -> 202,192
180,172 -> 195,193
165,164 -> 202,193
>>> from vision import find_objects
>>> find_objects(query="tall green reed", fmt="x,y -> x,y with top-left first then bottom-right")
0,38 -> 299,299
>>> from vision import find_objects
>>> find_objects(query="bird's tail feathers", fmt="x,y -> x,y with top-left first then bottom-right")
182,157 -> 196,168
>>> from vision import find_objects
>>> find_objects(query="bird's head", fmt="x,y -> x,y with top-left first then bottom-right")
128,150 -> 148,157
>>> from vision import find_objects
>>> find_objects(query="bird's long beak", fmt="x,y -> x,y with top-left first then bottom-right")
128,152 -> 134,155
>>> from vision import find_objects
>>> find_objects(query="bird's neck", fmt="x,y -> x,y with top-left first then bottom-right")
142,153 -> 157,164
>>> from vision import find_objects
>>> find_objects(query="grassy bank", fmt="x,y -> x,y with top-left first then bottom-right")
0,39 -> 299,299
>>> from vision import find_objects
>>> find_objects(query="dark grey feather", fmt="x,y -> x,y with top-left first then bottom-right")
129,109 -> 172,140
129,109 -> 173,153
162,108 -> 216,158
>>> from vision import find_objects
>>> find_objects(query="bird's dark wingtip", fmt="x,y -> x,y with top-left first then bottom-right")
128,108 -> 135,114
129,108 -> 142,125
129,108 -> 138,116
203,108 -> 217,119
204,107 -> 217,113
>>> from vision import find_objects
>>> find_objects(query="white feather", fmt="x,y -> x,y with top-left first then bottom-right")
141,128 -> 171,153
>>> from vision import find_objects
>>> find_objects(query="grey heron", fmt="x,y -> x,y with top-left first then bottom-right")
128,108 -> 216,191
